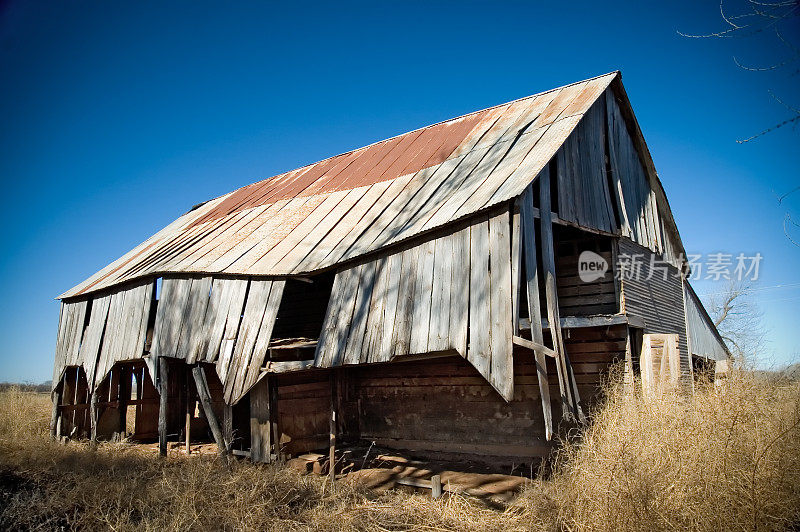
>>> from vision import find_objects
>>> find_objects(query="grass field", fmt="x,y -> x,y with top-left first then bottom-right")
1,372 -> 798,531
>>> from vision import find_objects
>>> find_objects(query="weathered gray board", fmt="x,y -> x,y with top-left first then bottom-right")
550,87 -> 685,269
604,90 -> 672,260
52,300 -> 88,387
80,295 -> 111,389
555,97 -> 617,235
151,276 -> 284,404
315,210 -> 515,401
683,281 -> 729,362
520,184 -> 553,439
94,281 -> 153,390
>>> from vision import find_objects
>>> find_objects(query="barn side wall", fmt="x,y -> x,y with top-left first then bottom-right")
287,324 -> 628,464
274,371 -> 332,456
618,238 -> 691,379
554,228 -> 618,316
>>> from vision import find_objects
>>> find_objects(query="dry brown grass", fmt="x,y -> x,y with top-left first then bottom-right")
524,372 -> 800,531
1,371 -> 798,531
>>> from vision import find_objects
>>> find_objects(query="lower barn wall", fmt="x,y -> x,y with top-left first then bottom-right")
353,354 -> 550,460
315,325 -> 628,464
250,326 -> 628,462
562,324 -> 628,406
275,371 -> 332,456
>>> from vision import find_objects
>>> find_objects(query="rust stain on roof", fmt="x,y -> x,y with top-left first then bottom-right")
191,113 -> 485,227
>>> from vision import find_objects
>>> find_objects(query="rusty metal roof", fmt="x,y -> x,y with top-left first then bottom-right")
60,72 -> 619,299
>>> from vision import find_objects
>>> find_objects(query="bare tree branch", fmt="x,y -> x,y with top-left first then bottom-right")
777,185 -> 800,204
680,0 -> 800,144
705,279 -> 767,364
783,214 -> 800,247
733,53 -> 798,71
769,90 -> 800,114
736,114 -> 800,142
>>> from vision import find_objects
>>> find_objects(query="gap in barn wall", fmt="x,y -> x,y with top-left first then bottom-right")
269,272 -> 336,362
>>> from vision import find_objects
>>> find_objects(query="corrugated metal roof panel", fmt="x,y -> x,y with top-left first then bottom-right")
60,72 -> 619,299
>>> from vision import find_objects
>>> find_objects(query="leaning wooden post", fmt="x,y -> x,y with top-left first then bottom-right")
49,381 -> 62,441
90,389 -> 99,447
192,365 -> 228,457
158,357 -> 169,457
328,371 -> 337,480
71,368 -> 80,437
521,185 -> 554,440
270,378 -> 281,463
539,165 -> 584,422
223,404 -> 233,450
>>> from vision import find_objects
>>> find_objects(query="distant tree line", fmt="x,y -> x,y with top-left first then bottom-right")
0,381 -> 52,393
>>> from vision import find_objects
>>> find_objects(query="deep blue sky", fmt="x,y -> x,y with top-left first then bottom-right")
1,1 -> 797,382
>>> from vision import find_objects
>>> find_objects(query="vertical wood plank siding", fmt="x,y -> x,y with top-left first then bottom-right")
315,211 -> 516,401
152,276 -> 285,404
94,280 -> 153,390
555,98 -> 617,234
604,90 -> 681,261
52,300 -> 88,386
54,281 -> 153,393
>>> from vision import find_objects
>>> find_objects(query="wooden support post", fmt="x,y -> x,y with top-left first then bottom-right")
511,205 -> 522,335
158,357 -> 169,457
72,368 -> 80,437
329,409 -> 336,479
521,185 -> 553,440
50,381 -> 62,441
431,475 -> 442,499
118,365 -> 131,440
623,331 -> 635,391
640,334 -> 653,396
329,371 -> 338,479
680,275 -> 696,394
134,367 -> 143,436
192,365 -> 228,457
250,377 -> 273,463
184,370 -> 192,454
90,390 -> 99,446
270,378 -> 281,463
223,404 -> 233,451
60,368 -> 74,439
539,166 -> 584,422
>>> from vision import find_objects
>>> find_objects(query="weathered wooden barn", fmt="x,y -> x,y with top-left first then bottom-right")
51,71 -> 729,467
